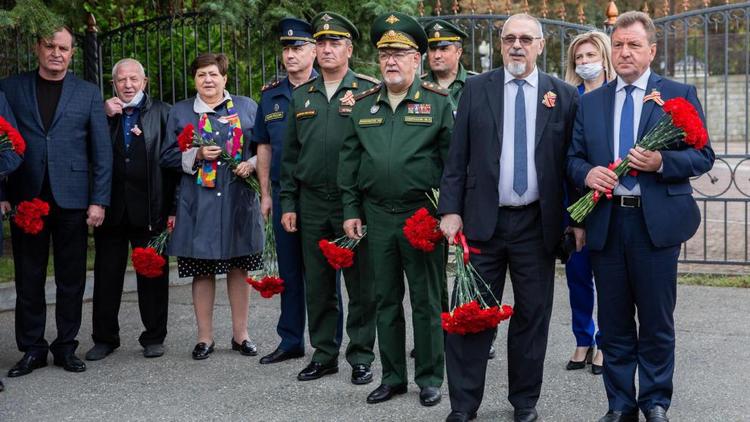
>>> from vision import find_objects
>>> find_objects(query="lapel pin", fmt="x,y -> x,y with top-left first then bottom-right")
542,91 -> 557,108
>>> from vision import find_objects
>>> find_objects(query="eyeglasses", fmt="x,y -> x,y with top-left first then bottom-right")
378,51 -> 415,61
501,35 -> 542,46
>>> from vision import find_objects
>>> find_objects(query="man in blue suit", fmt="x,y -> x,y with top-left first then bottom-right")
567,12 -> 714,422
0,27 -> 112,377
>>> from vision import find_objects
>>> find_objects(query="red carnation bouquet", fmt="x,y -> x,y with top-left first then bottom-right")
568,97 -> 709,223
441,231 -> 514,335
246,217 -> 284,298
319,226 -> 367,269
0,116 -> 25,156
3,198 -> 50,235
176,123 -> 260,193
131,220 -> 173,278
403,208 -> 443,252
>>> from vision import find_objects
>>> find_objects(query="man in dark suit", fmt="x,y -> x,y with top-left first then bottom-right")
84,58 -> 174,362
0,27 -> 112,377
567,12 -> 714,422
438,13 -> 578,422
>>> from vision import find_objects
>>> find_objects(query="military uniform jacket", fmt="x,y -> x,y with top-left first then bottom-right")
422,64 -> 477,110
251,69 -> 318,182
338,78 -> 453,220
279,70 -> 378,213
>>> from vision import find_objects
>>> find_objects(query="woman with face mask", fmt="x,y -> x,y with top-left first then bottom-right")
562,31 -> 616,375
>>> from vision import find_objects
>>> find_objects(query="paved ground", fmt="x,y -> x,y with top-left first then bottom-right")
0,273 -> 748,421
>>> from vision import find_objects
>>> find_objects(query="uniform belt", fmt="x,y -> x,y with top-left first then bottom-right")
498,200 -> 539,210
613,195 -> 641,208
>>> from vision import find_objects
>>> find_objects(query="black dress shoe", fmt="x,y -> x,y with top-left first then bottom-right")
8,353 -> 47,377
192,342 -> 215,360
297,361 -> 338,381
419,386 -> 441,406
85,343 -> 116,361
646,405 -> 669,422
566,346 -> 593,370
351,364 -> 373,385
259,347 -> 304,364
488,344 -> 496,359
514,407 -> 538,422
591,362 -> 603,375
366,383 -> 407,404
597,410 -> 639,422
53,354 -> 86,373
143,344 -> 165,358
445,411 -> 477,422
231,338 -> 258,356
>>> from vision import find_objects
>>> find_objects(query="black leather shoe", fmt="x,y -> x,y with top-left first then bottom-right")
446,411 -> 477,422
419,386 -> 441,406
297,361 -> 338,381
488,344 -> 496,359
259,347 -> 304,364
192,342 -> 215,360
366,383 -> 407,404
645,405 -> 669,422
85,343 -> 115,361
514,407 -> 538,422
597,410 -> 639,422
8,353 -> 47,377
143,344 -> 165,358
351,364 -> 373,385
591,363 -> 603,375
53,354 -> 86,373
231,338 -> 258,356
566,346 -> 593,370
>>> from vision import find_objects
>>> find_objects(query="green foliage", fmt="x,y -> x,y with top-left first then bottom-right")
0,0 -> 63,38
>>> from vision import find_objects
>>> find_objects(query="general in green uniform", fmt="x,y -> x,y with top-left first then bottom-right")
422,19 -> 478,110
279,12 -> 379,385
338,12 -> 452,407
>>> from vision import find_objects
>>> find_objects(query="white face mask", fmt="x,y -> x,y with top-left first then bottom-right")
122,90 -> 145,108
575,62 -> 603,81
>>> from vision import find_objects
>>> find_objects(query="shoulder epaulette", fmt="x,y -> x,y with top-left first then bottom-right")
354,84 -> 382,101
355,73 -> 381,85
261,79 -> 281,92
294,75 -> 319,91
421,81 -> 449,96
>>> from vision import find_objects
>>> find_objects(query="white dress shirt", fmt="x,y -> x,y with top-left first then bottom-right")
499,67 -> 540,206
612,69 -> 650,196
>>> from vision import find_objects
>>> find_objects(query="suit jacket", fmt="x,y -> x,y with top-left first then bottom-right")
0,70 -> 112,209
1,91 -> 22,255
566,72 -> 715,250
438,68 -> 579,253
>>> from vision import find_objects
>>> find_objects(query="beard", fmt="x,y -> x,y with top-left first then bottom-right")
505,61 -> 527,76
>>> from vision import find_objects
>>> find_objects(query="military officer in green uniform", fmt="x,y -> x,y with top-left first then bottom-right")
338,12 -> 452,407
279,11 -> 379,386
422,19 -> 478,110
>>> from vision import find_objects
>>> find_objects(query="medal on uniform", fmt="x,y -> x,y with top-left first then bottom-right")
274,103 -> 280,112
370,105 -> 380,114
304,99 -> 310,108
340,90 -> 356,107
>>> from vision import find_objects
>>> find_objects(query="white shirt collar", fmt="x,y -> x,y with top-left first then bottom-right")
504,65 -> 539,88
616,68 -> 651,92
193,90 -> 232,114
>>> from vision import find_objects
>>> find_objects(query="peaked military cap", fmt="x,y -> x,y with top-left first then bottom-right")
311,12 -> 360,41
370,12 -> 428,54
423,19 -> 468,48
279,17 -> 315,46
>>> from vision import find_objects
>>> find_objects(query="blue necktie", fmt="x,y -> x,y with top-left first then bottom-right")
513,79 -> 527,196
619,85 -> 636,189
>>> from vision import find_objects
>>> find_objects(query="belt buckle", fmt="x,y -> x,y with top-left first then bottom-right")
619,196 -> 639,208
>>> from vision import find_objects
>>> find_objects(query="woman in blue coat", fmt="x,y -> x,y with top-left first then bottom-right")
160,53 -> 265,360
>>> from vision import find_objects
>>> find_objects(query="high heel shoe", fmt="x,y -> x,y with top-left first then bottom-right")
591,349 -> 603,375
565,346 -> 593,370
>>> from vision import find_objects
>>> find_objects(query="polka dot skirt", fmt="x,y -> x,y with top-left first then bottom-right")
177,253 -> 263,278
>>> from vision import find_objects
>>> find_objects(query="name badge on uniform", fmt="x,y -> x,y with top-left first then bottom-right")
358,118 -> 384,127
404,116 -> 433,125
265,111 -> 284,122
407,103 -> 432,115
296,109 -> 317,120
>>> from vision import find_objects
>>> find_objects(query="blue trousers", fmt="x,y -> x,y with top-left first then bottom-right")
590,206 -> 678,415
271,182 -> 342,351
565,246 -> 600,347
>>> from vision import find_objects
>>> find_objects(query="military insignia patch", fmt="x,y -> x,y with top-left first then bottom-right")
433,23 -> 444,31
288,29 -> 293,36
296,109 -> 317,120
434,31 -> 440,38
321,13 -> 333,22
339,106 -> 352,115
407,103 -> 432,114
386,15 -> 400,25
370,105 -> 380,114
359,118 -> 384,126
273,103 -> 280,112
404,116 -> 433,125
340,90 -> 356,107
265,111 -> 284,122
304,99 -> 310,108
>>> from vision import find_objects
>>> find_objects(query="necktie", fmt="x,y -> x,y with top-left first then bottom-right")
513,79 -> 527,196
619,85 -> 636,189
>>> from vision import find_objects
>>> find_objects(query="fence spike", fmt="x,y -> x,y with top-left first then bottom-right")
662,0 -> 670,17
541,0 -> 549,18
86,13 -> 98,33
505,0 -> 512,16
436,0 -> 443,16
452,0 -> 460,14
578,3 -> 586,24
558,3 -> 567,21
523,0 -> 530,14
682,0 -> 690,11
419,0 -> 425,16
642,1 -> 650,14
470,0 -> 476,14
604,1 -> 619,26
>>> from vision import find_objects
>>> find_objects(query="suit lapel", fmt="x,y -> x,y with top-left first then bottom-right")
50,74 -> 76,130
604,80 -> 617,159
484,69 -> 504,149
534,72 -> 552,148
27,73 -> 45,131
637,72 -> 663,141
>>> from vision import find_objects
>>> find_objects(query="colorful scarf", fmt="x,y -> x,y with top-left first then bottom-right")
196,99 -> 244,188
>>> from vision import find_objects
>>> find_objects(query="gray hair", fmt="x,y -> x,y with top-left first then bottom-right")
111,58 -> 146,81
502,13 -> 544,38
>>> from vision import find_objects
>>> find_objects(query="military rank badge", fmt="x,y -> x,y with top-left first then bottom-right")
541,91 -> 557,108
407,103 -> 431,115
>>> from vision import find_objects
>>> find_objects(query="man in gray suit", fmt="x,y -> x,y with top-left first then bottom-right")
0,27 -> 112,377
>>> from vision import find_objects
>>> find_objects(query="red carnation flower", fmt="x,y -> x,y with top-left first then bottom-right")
246,275 -> 285,298
177,123 -> 196,152
318,239 -> 355,269
441,301 -> 513,335
131,247 -> 166,278
0,116 -> 26,156
663,97 -> 709,149
12,198 -> 50,235
403,207 -> 443,252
